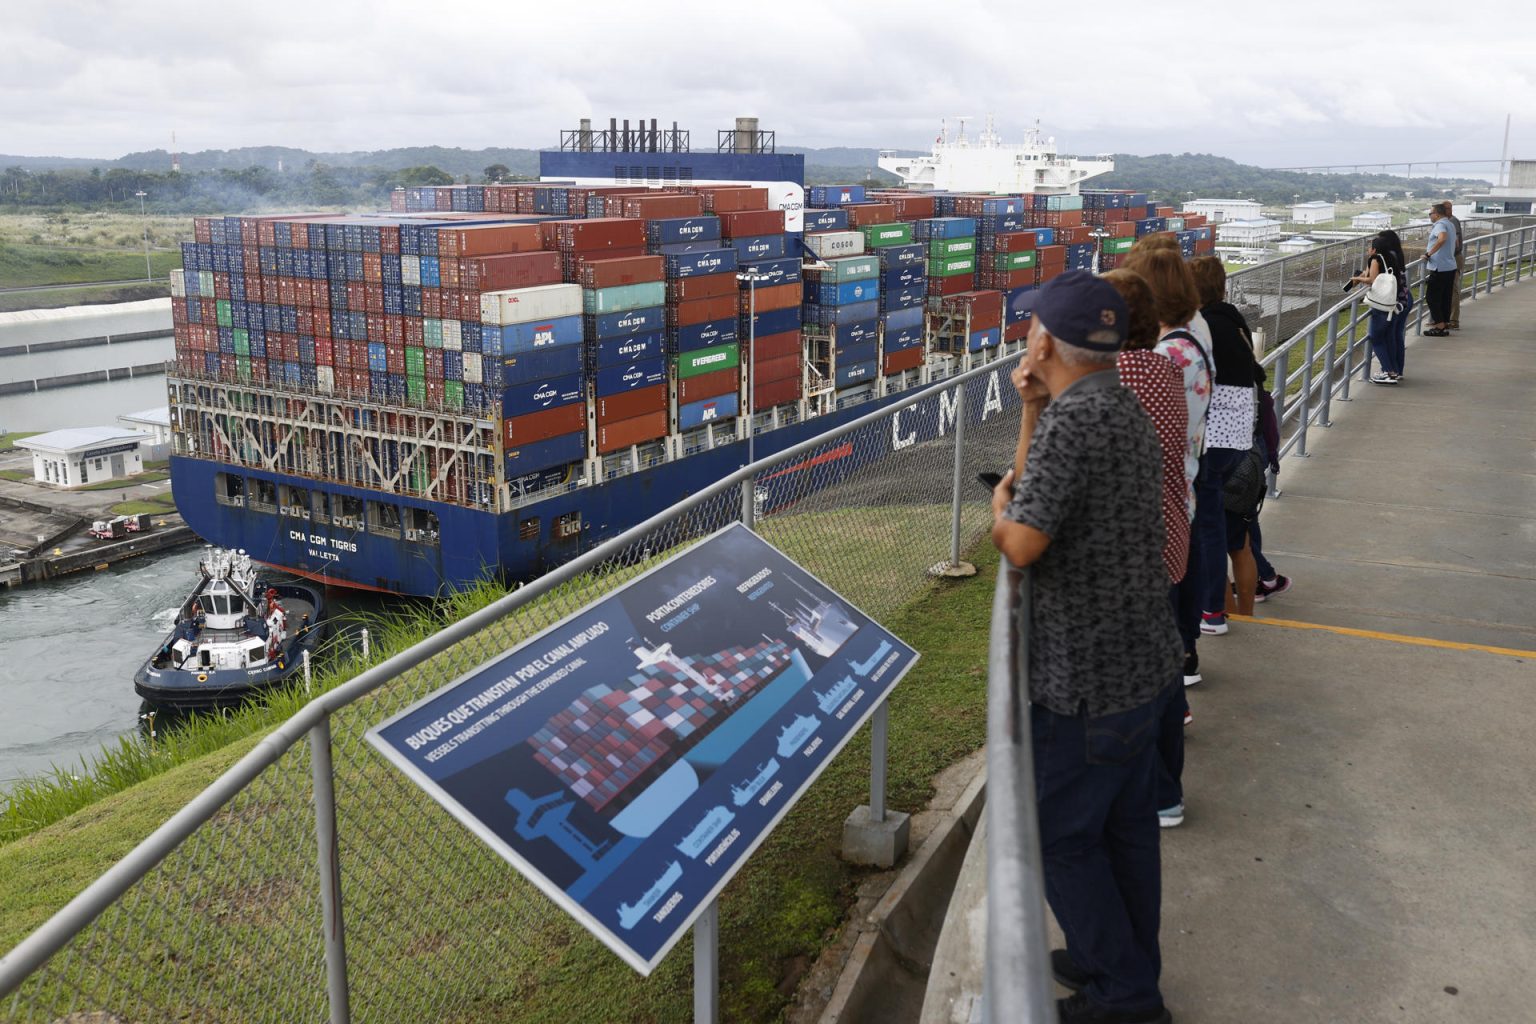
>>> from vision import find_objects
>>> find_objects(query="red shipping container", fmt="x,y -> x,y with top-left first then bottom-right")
749,329 -> 801,362
978,270 -> 1037,291
697,186 -> 769,213
597,411 -> 668,453
943,290 -> 1003,318
171,298 -> 188,325
846,203 -> 897,228
243,250 -> 261,278
442,290 -> 462,321
928,275 -> 975,297
1055,226 -> 1093,245
669,295 -> 737,327
365,284 -> 385,315
503,401 -> 586,446
753,375 -> 802,411
578,255 -> 666,289
403,318 -> 424,346
436,223 -> 541,259
553,218 -> 647,253
350,341 -> 370,367
874,192 -> 938,220
678,367 -> 739,404
1037,264 -> 1067,285
1041,211 -> 1084,228
667,272 -> 737,302
752,352 -> 800,385
297,309 -> 315,335
212,273 -> 230,300
621,194 -> 705,220
345,281 -> 366,310
425,349 -> 444,379
596,383 -> 667,424
883,347 -> 924,375
1004,320 -> 1030,343
741,282 -> 800,313
1035,245 -> 1067,266
363,252 -> 383,283
595,382 -> 669,423
421,288 -> 443,318
315,336 -> 334,366
717,209 -> 784,239
193,218 -> 213,244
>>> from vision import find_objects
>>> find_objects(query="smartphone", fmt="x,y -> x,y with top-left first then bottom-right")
977,471 -> 1003,492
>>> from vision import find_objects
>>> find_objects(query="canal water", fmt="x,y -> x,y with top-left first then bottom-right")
0,335 -> 174,433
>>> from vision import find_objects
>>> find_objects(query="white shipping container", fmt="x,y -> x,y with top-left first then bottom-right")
479,293 -> 505,325
462,351 -> 484,384
169,268 -> 186,297
442,319 -> 462,351
491,283 -> 583,326
316,365 -> 335,394
805,231 -> 865,258
401,255 -> 421,287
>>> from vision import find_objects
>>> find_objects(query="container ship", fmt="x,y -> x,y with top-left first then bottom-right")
165,117 -> 1216,595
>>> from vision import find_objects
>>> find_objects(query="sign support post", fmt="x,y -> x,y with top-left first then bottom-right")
693,899 -> 719,1024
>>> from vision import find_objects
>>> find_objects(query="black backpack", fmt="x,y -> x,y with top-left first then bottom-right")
1223,445 -> 1268,520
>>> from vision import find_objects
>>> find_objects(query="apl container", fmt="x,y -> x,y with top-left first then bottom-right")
678,393 -> 740,430
486,315 -> 583,356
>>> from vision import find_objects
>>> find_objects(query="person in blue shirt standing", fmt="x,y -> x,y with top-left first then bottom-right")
1422,205 -> 1458,336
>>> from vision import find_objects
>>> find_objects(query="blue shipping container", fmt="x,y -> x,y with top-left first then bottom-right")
834,339 -> 878,364
501,372 -> 586,418
595,357 -> 668,397
969,328 -> 1001,351
809,185 -> 865,206
740,256 -> 801,287
835,359 -> 877,388
834,317 -> 879,347
914,218 -> 978,240
802,209 -> 851,232
884,324 -> 924,351
646,217 -> 722,245
671,317 -> 738,353
500,342 -> 585,386
742,306 -> 801,337
588,305 -> 665,340
731,235 -> 787,261
877,243 -> 926,269
808,279 -> 879,305
593,330 -> 665,368
883,265 -> 925,290
806,299 -> 879,327
504,432 -> 586,477
678,392 -> 740,430
665,248 -> 739,279
882,305 -> 926,331
880,286 -> 926,311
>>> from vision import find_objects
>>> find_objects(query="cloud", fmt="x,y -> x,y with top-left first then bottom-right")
4,0 -> 1534,167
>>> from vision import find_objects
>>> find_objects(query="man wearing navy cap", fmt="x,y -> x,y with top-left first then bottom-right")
992,270 -> 1181,1024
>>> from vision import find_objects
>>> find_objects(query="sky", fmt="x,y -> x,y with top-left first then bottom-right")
5,0 -> 1533,169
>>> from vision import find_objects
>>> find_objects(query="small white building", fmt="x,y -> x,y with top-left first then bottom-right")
1352,211 -> 1393,230
1362,191 -> 1390,200
1290,201 -> 1336,224
1217,218 -> 1283,245
1278,237 -> 1318,253
119,407 -> 171,461
17,427 -> 147,489
1182,198 -> 1264,224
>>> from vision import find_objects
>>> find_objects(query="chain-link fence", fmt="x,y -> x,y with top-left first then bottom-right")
1,355 -> 1025,1023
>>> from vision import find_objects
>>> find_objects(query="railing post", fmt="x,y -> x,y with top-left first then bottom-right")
1518,228 -> 1528,282
1320,310 -> 1337,426
740,472 -> 755,529
693,900 -> 719,1024
1339,293 -> 1359,401
309,716 -> 351,1024
1296,328 -> 1315,457
1274,257 -> 1286,344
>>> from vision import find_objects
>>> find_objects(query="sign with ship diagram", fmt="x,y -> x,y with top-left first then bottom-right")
367,522 -> 919,974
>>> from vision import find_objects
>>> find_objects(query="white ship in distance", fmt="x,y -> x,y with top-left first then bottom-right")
878,115 -> 1114,194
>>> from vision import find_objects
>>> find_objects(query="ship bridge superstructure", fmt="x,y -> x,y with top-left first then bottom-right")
878,116 -> 1114,195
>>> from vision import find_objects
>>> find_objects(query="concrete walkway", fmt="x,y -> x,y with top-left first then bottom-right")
1161,282 -> 1536,1021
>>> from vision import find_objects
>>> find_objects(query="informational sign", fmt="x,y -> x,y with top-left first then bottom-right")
367,523 -> 919,974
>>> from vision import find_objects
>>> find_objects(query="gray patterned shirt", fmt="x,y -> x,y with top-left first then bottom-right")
1003,370 -> 1182,716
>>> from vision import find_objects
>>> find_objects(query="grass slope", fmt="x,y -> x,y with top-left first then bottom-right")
0,532 -> 995,1022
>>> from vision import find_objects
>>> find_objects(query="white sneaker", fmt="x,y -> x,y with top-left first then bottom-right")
1159,804 -> 1185,828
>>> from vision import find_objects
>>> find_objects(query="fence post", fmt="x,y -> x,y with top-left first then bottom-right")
1274,258 -> 1286,344
360,628 -> 369,662
1296,328 -> 1315,457
309,716 -> 351,1024
1320,311 -> 1337,427
870,701 -> 888,823
932,384 -> 977,578
693,900 -> 719,1024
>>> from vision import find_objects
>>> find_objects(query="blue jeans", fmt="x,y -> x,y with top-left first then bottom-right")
1157,588 -> 1188,812
1198,448 -> 1245,615
1034,698 -> 1165,1014
1250,519 -> 1276,581
1367,308 -> 1401,376
1393,295 -> 1413,374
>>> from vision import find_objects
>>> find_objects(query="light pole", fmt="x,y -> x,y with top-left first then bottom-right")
135,190 -> 150,281
735,270 -> 770,527
1088,227 -> 1110,274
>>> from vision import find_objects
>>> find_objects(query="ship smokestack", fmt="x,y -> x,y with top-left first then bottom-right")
578,118 -> 593,152
734,116 -> 759,155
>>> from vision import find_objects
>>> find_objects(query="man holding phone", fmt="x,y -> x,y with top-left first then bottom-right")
991,271 -> 1181,1024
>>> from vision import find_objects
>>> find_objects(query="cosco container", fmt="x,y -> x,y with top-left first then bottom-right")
678,393 -> 740,430
819,255 -> 880,283
582,281 -> 667,315
593,330 -> 665,367
803,231 -> 864,259
595,357 -> 668,397
480,283 -> 582,326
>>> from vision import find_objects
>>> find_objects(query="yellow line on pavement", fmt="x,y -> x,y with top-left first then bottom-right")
1229,614 -> 1536,660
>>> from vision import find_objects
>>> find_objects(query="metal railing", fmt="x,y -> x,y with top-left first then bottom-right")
978,218 -> 1536,1022
0,354 -> 1027,1022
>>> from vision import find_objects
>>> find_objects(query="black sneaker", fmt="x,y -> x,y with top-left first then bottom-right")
1057,991 -> 1173,1024
1254,575 -> 1292,602
1051,948 -> 1090,991
1182,651 -> 1201,686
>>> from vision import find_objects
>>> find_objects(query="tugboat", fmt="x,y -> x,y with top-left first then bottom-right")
134,548 -> 329,710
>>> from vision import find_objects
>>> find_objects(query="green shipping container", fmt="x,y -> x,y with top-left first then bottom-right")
927,237 -> 977,258
1102,237 -> 1135,256
444,380 -> 465,411
235,355 -> 252,380
215,300 -> 232,327
1044,194 -> 1085,212
927,255 -> 977,278
1164,218 -> 1185,232
405,346 -> 425,375
583,281 -> 667,314
424,318 -> 444,348
232,329 -> 250,355
1001,250 -> 1038,270
860,222 -> 914,248
198,271 -> 214,294
676,342 -> 740,379
406,377 -> 426,406
821,255 -> 880,283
